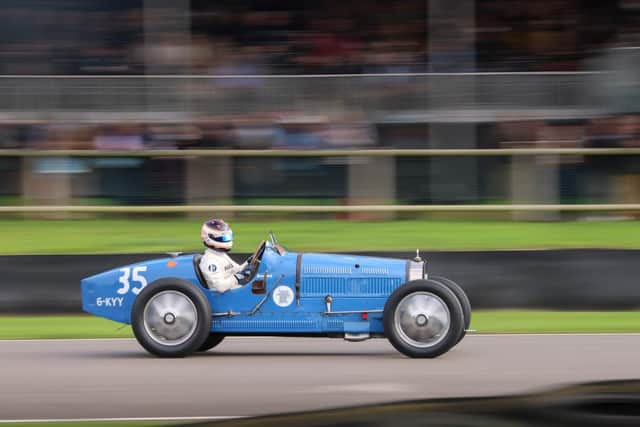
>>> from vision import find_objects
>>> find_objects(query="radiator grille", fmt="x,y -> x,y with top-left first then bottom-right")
303,277 -> 402,296
360,267 -> 390,275
303,265 -> 353,275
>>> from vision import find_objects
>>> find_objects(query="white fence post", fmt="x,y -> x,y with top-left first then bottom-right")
185,157 -> 233,219
347,156 -> 396,220
21,157 -> 72,219
510,154 -> 560,221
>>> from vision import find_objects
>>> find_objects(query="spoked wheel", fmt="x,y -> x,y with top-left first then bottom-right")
384,279 -> 464,358
132,279 -> 211,357
430,275 -> 471,343
198,334 -> 225,352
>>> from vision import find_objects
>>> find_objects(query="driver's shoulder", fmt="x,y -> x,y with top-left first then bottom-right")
202,248 -> 234,263
202,249 -> 221,261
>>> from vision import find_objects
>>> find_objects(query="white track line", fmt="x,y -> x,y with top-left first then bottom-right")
0,416 -> 244,424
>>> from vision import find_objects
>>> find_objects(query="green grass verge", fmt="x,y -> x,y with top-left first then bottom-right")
1,311 -> 639,340
0,219 -> 639,255
0,316 -> 134,339
471,310 -> 640,334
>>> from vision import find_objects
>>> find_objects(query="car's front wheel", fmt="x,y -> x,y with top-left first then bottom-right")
131,278 -> 211,357
384,279 -> 464,358
430,275 -> 471,343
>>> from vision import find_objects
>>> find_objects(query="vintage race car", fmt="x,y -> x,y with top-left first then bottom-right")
81,232 -> 471,358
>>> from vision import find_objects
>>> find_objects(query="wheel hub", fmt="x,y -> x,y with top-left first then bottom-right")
164,312 -> 176,324
415,314 -> 429,327
142,290 -> 198,346
393,291 -> 451,348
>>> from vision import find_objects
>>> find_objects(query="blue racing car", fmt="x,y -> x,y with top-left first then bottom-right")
81,231 -> 471,358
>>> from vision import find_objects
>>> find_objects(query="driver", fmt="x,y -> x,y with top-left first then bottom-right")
199,218 -> 252,293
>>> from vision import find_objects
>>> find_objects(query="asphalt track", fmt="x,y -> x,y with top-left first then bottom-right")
1,334 -> 639,422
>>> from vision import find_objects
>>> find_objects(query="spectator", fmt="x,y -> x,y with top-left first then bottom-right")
93,125 -> 145,151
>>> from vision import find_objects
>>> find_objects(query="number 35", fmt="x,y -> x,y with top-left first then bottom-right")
117,266 -> 148,295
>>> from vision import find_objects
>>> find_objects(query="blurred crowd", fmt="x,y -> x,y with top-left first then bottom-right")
0,115 -> 377,150
1,0 -> 638,75
2,113 -> 639,150
0,0 -> 639,152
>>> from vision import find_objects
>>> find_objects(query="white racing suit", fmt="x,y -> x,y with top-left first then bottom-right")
199,248 -> 249,293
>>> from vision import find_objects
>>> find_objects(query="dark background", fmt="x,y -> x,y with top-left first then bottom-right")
2,249 -> 638,313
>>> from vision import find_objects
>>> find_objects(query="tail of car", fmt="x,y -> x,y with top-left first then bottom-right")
81,254 -> 200,324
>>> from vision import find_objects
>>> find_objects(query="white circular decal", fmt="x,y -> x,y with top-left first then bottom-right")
272,286 -> 294,307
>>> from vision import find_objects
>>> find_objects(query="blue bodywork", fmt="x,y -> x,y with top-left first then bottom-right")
81,240 -> 418,337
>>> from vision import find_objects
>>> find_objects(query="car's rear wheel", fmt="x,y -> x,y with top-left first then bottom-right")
198,334 -> 225,352
430,275 -> 471,343
132,278 -> 211,357
384,279 -> 464,358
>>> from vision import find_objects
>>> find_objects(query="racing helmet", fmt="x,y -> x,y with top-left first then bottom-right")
201,218 -> 233,250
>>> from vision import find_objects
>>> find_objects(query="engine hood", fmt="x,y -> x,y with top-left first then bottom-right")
300,253 -> 407,277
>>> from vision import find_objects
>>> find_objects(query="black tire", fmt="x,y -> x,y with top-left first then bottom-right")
430,275 -> 471,343
198,334 -> 225,352
384,279 -> 464,358
131,278 -> 212,358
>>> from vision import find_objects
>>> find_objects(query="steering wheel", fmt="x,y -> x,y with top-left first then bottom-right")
247,240 -> 267,270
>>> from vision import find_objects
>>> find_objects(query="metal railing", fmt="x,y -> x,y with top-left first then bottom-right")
2,147 -> 640,213
0,72 -> 606,121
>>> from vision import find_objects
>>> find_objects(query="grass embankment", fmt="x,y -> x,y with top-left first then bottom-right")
1,311 -> 638,340
0,219 -> 639,254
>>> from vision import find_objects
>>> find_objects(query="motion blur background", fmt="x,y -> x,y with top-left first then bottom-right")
1,3 -> 640,424
0,0 -> 639,212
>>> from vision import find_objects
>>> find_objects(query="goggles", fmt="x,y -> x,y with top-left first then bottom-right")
209,231 -> 233,243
